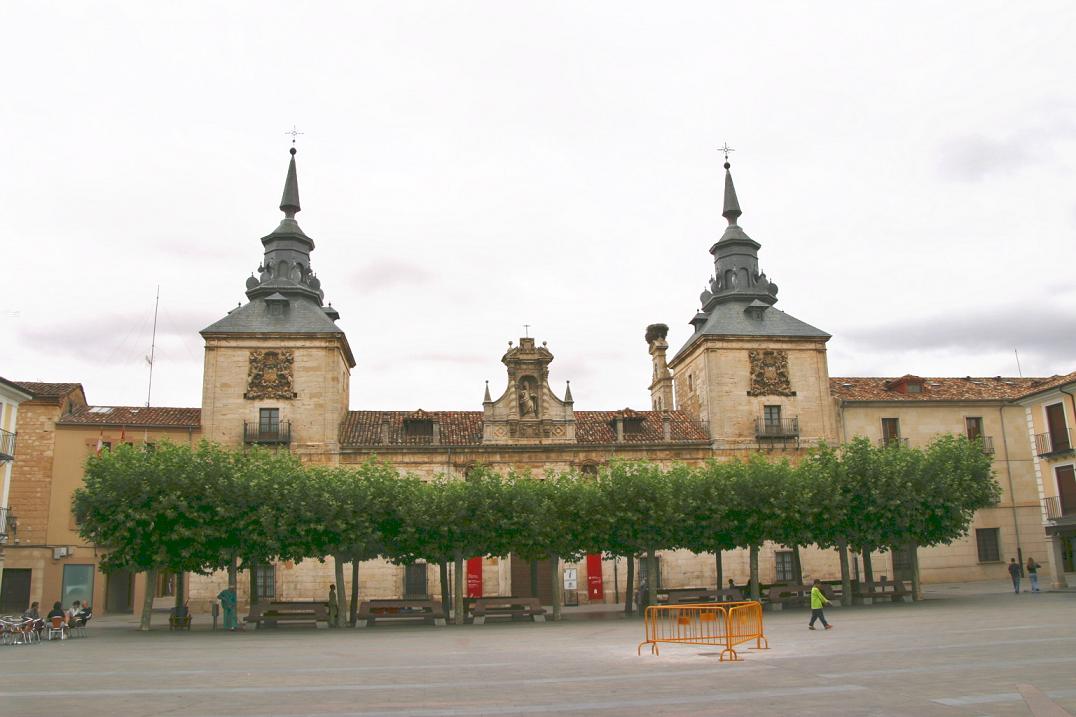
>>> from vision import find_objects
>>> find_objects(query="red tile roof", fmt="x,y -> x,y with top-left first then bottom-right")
59,406 -> 201,428
831,376 -> 1048,402
12,381 -> 83,403
340,410 -> 709,446
1015,371 -> 1076,400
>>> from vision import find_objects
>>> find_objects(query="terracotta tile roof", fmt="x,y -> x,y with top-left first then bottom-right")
831,376 -> 1048,402
1015,371 -> 1076,400
0,377 -> 34,399
58,406 -> 201,428
12,381 -> 83,403
340,410 -> 709,446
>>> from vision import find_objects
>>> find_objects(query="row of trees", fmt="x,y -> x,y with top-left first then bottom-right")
73,435 -> 998,628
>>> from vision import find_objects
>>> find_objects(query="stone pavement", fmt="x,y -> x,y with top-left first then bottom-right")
2,581 -> 1073,717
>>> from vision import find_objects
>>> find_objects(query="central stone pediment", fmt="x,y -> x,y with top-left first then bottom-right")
482,337 -> 576,444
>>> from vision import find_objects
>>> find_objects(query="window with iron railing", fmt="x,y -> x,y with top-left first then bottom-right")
975,528 -> 1001,563
774,550 -> 794,583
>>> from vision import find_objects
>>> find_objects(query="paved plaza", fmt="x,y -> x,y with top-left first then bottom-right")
3,582 -> 1074,717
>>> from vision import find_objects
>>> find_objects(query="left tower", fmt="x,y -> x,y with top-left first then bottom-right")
200,148 -> 355,457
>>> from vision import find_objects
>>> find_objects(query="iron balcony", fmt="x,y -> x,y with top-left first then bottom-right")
754,417 -> 799,438
1035,429 -> 1073,458
1042,495 -> 1076,522
878,436 -> 909,448
243,421 -> 291,445
0,428 -> 15,462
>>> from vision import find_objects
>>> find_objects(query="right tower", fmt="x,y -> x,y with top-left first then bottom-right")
666,159 -> 838,450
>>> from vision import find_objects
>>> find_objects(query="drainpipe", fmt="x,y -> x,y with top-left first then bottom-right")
998,404 -> 1023,567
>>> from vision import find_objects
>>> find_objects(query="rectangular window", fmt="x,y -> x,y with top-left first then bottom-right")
61,564 -> 95,607
906,382 -> 922,393
774,550 -> 794,583
975,528 -> 1001,563
965,417 -> 984,440
763,405 -> 782,427
881,418 -> 901,444
255,563 -> 276,599
259,408 -> 280,434
155,571 -> 175,597
403,419 -> 433,438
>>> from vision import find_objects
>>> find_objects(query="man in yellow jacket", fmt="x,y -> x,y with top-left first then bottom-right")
809,579 -> 833,630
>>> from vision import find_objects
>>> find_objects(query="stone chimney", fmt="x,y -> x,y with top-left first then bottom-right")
646,323 -> 675,411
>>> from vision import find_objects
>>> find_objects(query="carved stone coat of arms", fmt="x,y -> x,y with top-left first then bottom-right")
747,350 -> 794,397
244,350 -> 298,400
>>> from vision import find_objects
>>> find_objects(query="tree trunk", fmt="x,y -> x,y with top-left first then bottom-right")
439,561 -> 451,616
862,548 -> 875,589
623,555 -> 635,616
138,568 -> 157,631
749,545 -> 760,601
715,550 -> 723,594
228,557 -> 238,590
349,560 -> 359,627
550,554 -> 563,621
249,561 -> 258,610
908,542 -> 922,601
837,539 -> 852,607
334,555 -> 347,627
453,552 -> 465,625
792,545 -> 803,584
529,560 -> 539,597
646,549 -> 658,609
174,571 -> 186,612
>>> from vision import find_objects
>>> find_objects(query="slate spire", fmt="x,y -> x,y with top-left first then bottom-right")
280,147 -> 301,218
721,160 -> 741,225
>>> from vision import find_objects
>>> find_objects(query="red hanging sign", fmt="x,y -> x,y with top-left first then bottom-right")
466,557 -> 483,597
586,553 -> 604,601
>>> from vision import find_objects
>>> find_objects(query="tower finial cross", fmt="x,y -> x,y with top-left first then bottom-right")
523,324 -> 530,338
719,142 -> 735,161
285,125 -> 304,145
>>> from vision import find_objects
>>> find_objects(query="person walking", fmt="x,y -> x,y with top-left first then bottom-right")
218,586 -> 238,630
1007,558 -> 1022,593
327,584 -> 339,627
808,579 -> 833,630
1026,557 -> 1041,593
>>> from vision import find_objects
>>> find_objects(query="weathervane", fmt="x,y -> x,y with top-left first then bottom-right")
719,142 -> 735,162
285,125 -> 304,145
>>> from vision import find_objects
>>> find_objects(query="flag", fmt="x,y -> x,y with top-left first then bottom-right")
119,426 -> 126,443
94,432 -> 104,456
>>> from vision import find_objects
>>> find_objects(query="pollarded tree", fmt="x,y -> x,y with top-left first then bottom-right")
679,460 -> 736,594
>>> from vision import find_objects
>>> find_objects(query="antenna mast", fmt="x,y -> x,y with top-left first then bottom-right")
146,286 -> 160,407
1014,348 -> 1023,378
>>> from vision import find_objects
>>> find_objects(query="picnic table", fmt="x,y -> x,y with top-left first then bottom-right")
356,599 -> 446,627
467,597 -> 546,624
244,600 -> 329,629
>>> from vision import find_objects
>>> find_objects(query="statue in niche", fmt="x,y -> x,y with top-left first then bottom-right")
518,378 -> 539,417
244,350 -> 298,400
747,349 -> 794,397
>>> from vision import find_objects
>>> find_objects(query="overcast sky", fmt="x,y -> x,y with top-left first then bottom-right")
3,2 -> 1075,411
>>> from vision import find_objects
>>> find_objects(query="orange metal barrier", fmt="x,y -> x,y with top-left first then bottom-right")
637,601 -> 768,660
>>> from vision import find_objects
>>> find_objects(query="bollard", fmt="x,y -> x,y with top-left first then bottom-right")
212,602 -> 219,630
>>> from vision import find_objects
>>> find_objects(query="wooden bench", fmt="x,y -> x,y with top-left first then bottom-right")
468,597 -> 546,624
356,599 -> 446,627
855,577 -> 911,604
656,588 -> 717,604
244,600 -> 330,629
766,583 -> 839,611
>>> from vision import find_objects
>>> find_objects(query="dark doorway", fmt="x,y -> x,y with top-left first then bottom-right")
891,546 -> 915,582
0,568 -> 32,613
510,555 -> 553,604
1056,465 -> 1076,517
404,563 -> 428,599
106,569 -> 134,614
1046,403 -> 1070,452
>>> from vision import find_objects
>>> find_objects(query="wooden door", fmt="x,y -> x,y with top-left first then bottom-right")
1056,465 -> 1076,517
106,569 -> 134,613
510,555 -> 553,604
1046,403 -> 1070,451
0,568 -> 32,613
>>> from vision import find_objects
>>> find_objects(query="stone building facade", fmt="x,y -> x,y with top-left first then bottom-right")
1,149 -> 1070,616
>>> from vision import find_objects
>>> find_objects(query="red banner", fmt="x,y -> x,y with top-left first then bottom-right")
586,553 -> 604,601
466,557 -> 483,597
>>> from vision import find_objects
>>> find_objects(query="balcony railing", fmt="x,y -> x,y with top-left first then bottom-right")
755,417 -> 799,438
0,428 -> 15,461
1042,495 -> 1076,521
978,435 -> 995,455
1035,429 -> 1073,457
243,421 -> 291,445
878,436 -> 909,448
0,507 -> 15,544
